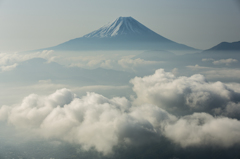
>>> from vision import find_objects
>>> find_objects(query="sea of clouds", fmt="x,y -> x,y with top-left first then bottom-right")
1,69 -> 240,155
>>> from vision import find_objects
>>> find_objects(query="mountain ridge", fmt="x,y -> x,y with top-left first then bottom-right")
34,17 -> 198,52
205,41 -> 240,51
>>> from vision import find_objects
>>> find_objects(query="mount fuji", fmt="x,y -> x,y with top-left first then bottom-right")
42,17 -> 197,51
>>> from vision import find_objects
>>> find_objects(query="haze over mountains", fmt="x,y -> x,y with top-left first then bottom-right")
31,16 -> 240,54
1,15 -> 240,159
39,17 -> 197,52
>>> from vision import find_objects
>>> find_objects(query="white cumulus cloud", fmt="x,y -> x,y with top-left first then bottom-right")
1,70 -> 240,155
165,113 -> 240,148
0,88 -> 174,154
130,69 -> 240,115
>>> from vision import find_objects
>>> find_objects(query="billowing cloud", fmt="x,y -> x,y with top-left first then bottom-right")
165,113 -> 240,148
1,70 -> 240,155
130,69 -> 240,115
0,88 -> 174,154
186,64 -> 240,81
215,102 -> 240,119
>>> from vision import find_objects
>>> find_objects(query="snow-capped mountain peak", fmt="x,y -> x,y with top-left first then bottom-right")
83,16 -> 157,38
39,16 -> 197,52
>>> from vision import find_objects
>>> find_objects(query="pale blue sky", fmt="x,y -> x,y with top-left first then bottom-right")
0,0 -> 240,52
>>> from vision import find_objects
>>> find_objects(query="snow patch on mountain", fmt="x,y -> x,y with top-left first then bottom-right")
83,17 -> 157,38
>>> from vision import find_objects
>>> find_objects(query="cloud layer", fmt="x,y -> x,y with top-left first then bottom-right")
202,58 -> 238,65
131,69 -> 240,116
70,56 -> 162,73
165,112 -> 240,148
0,88 -> 176,154
1,69 -> 240,155
0,50 -> 54,72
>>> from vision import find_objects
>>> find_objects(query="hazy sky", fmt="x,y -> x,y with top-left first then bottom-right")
0,0 -> 240,52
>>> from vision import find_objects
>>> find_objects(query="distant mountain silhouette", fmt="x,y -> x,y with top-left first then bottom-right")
206,41 -> 240,51
38,17 -> 197,52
